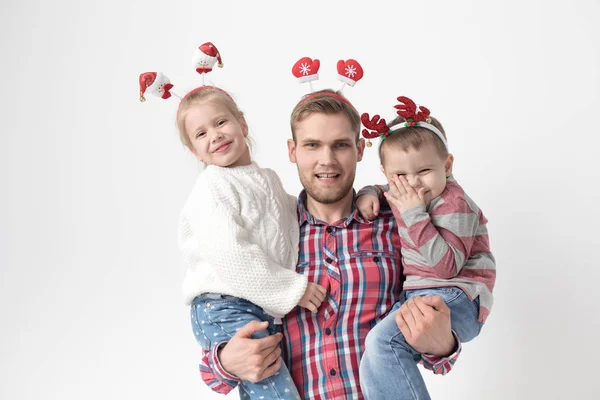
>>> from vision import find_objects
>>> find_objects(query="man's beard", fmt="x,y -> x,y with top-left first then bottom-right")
298,171 -> 356,205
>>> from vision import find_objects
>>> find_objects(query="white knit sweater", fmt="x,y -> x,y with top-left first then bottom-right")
179,162 -> 308,318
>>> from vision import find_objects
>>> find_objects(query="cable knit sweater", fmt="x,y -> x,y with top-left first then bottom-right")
178,162 -> 308,318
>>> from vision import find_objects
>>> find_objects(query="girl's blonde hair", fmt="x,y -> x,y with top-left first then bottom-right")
176,87 -> 250,152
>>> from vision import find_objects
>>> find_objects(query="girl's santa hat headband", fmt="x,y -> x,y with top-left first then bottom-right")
291,57 -> 364,109
138,41 -> 225,103
361,96 -> 448,149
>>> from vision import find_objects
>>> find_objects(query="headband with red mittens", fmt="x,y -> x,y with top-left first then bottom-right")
361,96 -> 448,149
291,57 -> 363,109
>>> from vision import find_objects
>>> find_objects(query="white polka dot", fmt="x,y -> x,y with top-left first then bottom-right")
250,390 -> 255,394
213,332 -> 218,336
284,388 -> 290,392
263,385 -> 268,389
246,309 -> 252,312
271,382 -> 275,386
201,320 -> 205,324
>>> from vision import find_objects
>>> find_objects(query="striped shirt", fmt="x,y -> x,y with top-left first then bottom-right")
198,190 -> 462,399
366,176 -> 496,323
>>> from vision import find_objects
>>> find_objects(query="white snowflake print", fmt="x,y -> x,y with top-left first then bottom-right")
299,62 -> 312,76
345,64 -> 357,77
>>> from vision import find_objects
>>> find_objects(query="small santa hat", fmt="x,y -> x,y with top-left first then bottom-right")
139,72 -> 158,101
199,42 -> 223,67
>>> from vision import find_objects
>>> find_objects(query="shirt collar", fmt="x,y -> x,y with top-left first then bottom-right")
297,190 -> 372,227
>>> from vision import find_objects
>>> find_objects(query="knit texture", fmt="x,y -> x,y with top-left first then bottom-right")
179,162 -> 307,318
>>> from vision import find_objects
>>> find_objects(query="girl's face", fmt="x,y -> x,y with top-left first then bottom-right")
185,100 -> 251,167
380,141 -> 453,205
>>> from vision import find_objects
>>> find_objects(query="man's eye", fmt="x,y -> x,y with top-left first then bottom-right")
196,132 -> 206,138
419,169 -> 431,174
217,120 -> 226,126
305,143 -> 317,148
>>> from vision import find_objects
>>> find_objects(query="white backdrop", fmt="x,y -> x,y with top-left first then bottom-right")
1,0 -> 599,399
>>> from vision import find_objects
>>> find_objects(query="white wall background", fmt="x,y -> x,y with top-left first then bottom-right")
1,0 -> 598,399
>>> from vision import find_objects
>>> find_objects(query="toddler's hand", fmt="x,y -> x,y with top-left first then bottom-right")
298,282 -> 327,313
384,175 -> 426,213
356,193 -> 380,220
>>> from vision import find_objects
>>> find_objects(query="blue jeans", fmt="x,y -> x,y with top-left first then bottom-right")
359,287 -> 483,400
190,294 -> 300,400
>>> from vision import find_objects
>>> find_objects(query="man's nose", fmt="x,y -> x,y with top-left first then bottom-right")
318,147 -> 336,165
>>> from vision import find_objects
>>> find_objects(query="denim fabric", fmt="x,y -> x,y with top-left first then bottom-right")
359,287 -> 482,400
191,294 -> 300,400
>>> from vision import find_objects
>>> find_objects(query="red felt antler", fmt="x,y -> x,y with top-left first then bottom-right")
361,113 -> 388,139
394,96 -> 430,124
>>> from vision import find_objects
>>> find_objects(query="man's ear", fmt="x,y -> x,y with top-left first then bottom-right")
445,154 -> 454,177
356,138 -> 365,162
287,139 -> 297,163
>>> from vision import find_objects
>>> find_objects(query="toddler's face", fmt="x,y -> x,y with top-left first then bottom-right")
381,141 -> 453,205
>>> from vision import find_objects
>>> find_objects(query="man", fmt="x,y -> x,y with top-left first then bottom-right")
199,90 -> 461,399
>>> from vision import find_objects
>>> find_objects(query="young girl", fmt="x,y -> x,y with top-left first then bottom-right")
177,86 -> 326,400
356,96 -> 496,400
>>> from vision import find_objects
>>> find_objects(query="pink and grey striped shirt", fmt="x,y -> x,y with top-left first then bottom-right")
197,190 -> 463,399
366,176 -> 496,323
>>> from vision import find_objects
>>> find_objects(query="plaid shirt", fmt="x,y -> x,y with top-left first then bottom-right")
199,191 -> 462,399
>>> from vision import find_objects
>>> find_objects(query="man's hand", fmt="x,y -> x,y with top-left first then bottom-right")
395,295 -> 456,356
356,193 -> 380,220
218,320 -> 283,383
384,175 -> 427,213
298,282 -> 327,313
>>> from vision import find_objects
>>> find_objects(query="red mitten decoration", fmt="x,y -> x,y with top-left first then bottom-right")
337,59 -> 364,87
292,57 -> 320,83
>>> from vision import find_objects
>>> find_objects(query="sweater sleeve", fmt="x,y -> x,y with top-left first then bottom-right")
356,184 -> 390,199
179,181 -> 307,317
398,195 -> 480,279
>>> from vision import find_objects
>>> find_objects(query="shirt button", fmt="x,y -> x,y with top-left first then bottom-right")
373,256 -> 380,262
325,257 -> 332,263
326,227 -> 334,234
325,328 -> 331,335
330,369 -> 337,376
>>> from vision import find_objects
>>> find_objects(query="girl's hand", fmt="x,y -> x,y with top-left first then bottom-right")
298,282 -> 327,313
384,175 -> 426,213
356,193 -> 380,220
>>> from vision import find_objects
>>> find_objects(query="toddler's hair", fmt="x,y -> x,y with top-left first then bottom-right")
176,87 -> 247,152
290,89 -> 361,143
379,116 -> 448,164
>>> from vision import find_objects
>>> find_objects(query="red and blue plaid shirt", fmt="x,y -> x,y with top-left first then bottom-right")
199,191 -> 462,399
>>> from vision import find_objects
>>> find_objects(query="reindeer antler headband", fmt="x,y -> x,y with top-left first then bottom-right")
138,41 -> 224,103
291,57 -> 364,108
361,96 -> 448,149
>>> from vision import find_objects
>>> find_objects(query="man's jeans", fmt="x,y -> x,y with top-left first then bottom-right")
359,287 -> 483,400
191,293 -> 300,400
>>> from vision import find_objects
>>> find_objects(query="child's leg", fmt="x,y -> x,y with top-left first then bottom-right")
360,300 -> 431,400
190,294 -> 300,400
405,286 -> 483,342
